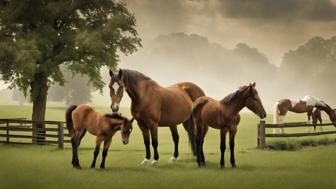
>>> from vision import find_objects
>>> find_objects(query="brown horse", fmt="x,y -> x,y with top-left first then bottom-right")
66,104 -> 134,169
311,106 -> 336,132
312,107 -> 323,131
273,96 -> 335,133
109,69 -> 205,166
192,83 -> 266,168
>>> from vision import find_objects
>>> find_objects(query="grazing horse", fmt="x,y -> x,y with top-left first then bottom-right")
65,104 -> 134,169
273,96 -> 333,133
109,69 -> 205,166
192,83 -> 266,168
311,106 -> 336,132
312,107 -> 323,132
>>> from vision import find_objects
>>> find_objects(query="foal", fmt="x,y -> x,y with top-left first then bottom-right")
66,104 -> 134,169
192,83 -> 266,168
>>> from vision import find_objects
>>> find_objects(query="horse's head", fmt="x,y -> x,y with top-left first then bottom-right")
109,69 -> 124,112
120,117 -> 135,145
242,82 -> 267,119
331,109 -> 336,127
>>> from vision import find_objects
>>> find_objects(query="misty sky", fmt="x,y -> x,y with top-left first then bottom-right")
124,0 -> 336,65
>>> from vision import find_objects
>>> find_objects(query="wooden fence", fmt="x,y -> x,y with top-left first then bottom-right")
257,120 -> 336,149
0,119 -> 71,149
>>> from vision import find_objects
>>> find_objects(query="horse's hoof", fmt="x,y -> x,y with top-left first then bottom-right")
169,156 -> 177,163
232,164 -> 237,168
73,165 -> 81,169
220,165 -> 225,169
140,158 -> 150,165
198,162 -> 205,168
90,165 -> 95,168
100,166 -> 105,169
151,160 -> 158,166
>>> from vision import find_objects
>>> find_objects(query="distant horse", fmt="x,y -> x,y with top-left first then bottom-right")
109,69 -> 205,166
273,96 -> 335,133
311,106 -> 336,132
66,104 -> 134,169
192,83 -> 266,168
312,107 -> 322,132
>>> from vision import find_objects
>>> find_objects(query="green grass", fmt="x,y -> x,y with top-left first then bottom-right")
1,105 -> 336,189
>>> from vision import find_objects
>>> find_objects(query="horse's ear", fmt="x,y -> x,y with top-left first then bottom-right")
109,69 -> 113,77
118,69 -> 123,79
252,82 -> 256,87
249,83 -> 253,93
130,117 -> 135,123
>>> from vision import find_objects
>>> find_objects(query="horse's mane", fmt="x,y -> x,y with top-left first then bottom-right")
104,113 -> 126,121
221,90 -> 240,104
122,69 -> 151,86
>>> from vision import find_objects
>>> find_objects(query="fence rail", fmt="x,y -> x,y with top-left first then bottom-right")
257,120 -> 336,149
0,118 -> 70,149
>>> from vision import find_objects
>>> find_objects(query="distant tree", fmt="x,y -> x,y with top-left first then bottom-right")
280,36 -> 336,101
0,0 -> 141,141
48,68 -> 92,105
12,89 -> 28,106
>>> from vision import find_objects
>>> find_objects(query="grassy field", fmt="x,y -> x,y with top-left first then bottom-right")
1,105 -> 336,189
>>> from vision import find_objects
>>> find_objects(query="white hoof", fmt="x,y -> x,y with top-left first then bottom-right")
169,156 -> 177,163
140,158 -> 149,165
151,160 -> 158,166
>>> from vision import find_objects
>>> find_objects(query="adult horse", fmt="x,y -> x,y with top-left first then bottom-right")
109,69 -> 205,166
192,83 -> 266,168
66,104 -> 134,169
273,96 -> 335,133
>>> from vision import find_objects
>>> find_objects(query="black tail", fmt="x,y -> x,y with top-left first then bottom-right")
65,105 -> 77,136
189,98 -> 208,155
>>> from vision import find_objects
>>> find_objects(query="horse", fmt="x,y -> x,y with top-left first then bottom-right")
65,104 -> 134,169
311,106 -> 336,132
109,69 -> 205,166
192,83 -> 266,168
273,96 -> 335,133
312,107 -> 323,132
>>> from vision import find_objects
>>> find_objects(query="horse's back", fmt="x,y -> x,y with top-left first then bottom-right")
72,104 -> 100,134
173,82 -> 205,101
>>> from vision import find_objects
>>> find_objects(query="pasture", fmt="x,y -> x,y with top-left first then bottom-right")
1,105 -> 336,189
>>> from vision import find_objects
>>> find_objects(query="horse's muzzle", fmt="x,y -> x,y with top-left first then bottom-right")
111,106 -> 119,112
123,141 -> 129,145
260,112 -> 267,119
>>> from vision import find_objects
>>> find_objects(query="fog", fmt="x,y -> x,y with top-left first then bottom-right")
1,0 -> 336,112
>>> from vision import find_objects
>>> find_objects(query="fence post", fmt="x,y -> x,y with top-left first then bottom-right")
57,122 -> 64,149
6,121 -> 9,143
257,121 -> 260,148
259,120 -> 266,149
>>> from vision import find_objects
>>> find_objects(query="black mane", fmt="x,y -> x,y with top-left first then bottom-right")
221,90 -> 239,104
104,113 -> 126,120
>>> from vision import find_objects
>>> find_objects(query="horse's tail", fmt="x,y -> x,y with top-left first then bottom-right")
65,105 -> 77,137
273,101 -> 280,124
190,97 -> 208,155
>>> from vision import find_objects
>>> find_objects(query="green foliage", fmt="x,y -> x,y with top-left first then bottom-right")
267,138 -> 336,151
0,0 -> 141,97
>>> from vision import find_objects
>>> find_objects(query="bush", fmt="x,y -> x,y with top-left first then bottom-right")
267,138 -> 336,151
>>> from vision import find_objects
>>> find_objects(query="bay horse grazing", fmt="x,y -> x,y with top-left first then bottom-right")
109,69 -> 205,166
273,96 -> 333,133
66,104 -> 134,169
192,83 -> 266,168
312,107 -> 323,132
311,106 -> 336,132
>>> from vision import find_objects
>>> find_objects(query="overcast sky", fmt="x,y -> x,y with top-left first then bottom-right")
124,0 -> 336,65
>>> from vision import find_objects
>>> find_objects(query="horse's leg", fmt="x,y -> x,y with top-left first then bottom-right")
78,129 -> 87,147
220,128 -> 228,169
307,111 -> 312,132
72,131 -> 82,169
195,121 -> 203,167
100,138 -> 112,169
149,124 -> 159,166
169,125 -> 179,162
229,127 -> 237,168
200,125 -> 208,164
138,121 -> 151,165
90,136 -> 103,168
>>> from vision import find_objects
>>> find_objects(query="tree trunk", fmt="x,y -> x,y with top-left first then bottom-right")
31,72 -> 48,144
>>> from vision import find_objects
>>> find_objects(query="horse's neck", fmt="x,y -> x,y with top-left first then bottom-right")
220,97 -> 245,116
124,79 -> 158,104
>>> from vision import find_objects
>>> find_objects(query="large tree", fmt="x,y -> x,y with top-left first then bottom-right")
0,0 -> 141,138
